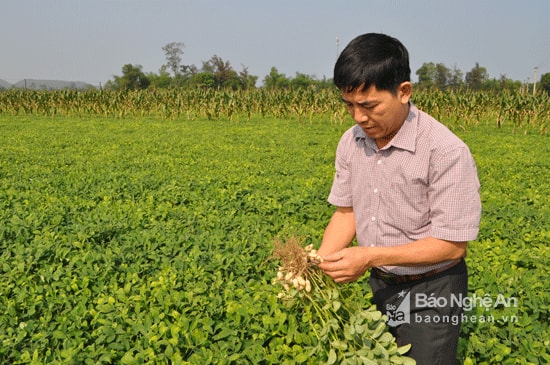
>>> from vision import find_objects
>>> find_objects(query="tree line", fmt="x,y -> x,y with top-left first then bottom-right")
105,42 -> 550,95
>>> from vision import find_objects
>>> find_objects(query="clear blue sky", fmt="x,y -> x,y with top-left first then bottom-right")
1,0 -> 549,86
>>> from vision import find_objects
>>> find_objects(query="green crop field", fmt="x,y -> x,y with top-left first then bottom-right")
0,90 -> 549,364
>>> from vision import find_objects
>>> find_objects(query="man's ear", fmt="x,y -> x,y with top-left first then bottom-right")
398,82 -> 412,104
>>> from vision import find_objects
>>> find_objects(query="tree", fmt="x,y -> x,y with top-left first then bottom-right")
449,65 -> 464,90
147,67 -> 172,89
190,72 -> 216,88
162,42 -> 185,77
416,62 -> 436,89
434,63 -> 451,90
177,64 -> 199,87
465,63 -> 489,90
181,64 -> 198,78
416,62 -> 452,90
209,55 -> 235,88
108,64 -> 150,90
540,72 -> 550,96
199,55 -> 242,89
179,55 -> 256,90
263,67 -> 290,89
238,66 -> 258,89
290,72 -> 316,89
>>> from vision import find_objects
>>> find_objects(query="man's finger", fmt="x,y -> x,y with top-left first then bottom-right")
321,250 -> 345,262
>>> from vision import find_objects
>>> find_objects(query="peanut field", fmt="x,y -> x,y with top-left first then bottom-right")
0,89 -> 549,364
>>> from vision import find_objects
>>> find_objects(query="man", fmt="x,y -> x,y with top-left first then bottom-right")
317,33 -> 482,364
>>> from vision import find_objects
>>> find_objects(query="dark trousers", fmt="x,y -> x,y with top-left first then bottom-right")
369,260 -> 467,365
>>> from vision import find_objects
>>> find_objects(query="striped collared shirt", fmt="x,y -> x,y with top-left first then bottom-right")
328,104 -> 481,275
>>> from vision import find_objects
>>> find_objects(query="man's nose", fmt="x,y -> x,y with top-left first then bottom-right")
351,107 -> 369,123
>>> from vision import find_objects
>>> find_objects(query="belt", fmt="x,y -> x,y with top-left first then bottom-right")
372,259 -> 462,285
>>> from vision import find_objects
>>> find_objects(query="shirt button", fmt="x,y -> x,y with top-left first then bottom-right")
370,244 -> 375,247
374,188 -> 379,194
377,160 -> 382,165
371,216 -> 376,222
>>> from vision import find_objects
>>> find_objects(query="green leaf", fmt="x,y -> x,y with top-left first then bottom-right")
360,358 -> 378,365
390,355 -> 404,364
363,307 -> 383,321
379,332 -> 394,344
401,356 -> 417,365
371,321 -> 386,339
295,352 -> 310,363
327,349 -> 337,365
228,353 -> 241,362
213,327 -> 234,341
331,339 -> 348,351
397,343 -> 411,355
373,342 -> 389,358
52,330 -> 66,339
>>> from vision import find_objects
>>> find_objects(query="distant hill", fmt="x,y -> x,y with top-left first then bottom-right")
0,79 -> 12,89
0,79 -> 96,91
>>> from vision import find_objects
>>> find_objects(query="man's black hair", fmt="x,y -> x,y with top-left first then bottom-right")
334,33 -> 411,94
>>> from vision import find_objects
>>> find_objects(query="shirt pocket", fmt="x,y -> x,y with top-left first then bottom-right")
384,183 -> 430,231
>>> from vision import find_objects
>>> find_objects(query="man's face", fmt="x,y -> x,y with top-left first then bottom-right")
341,83 -> 412,144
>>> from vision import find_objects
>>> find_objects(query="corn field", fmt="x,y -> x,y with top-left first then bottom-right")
1,88 -> 548,133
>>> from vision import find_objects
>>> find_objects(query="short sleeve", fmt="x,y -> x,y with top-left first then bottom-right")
328,131 -> 354,207
428,145 -> 482,241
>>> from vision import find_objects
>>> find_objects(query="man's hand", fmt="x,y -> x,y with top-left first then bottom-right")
318,246 -> 371,283
318,238 -> 468,284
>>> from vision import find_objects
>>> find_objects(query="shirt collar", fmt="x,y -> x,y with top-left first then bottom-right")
353,103 -> 418,153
